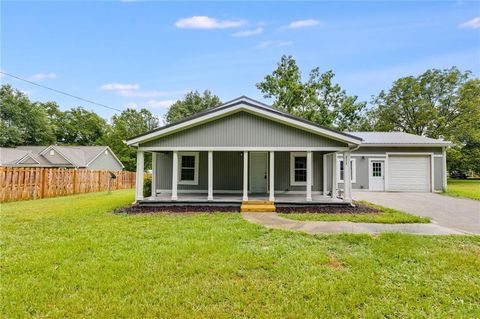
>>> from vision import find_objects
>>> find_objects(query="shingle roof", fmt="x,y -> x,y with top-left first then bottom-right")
0,145 -> 122,167
0,148 -> 31,165
348,132 -> 451,146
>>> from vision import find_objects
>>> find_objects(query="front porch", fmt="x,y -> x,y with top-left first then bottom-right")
135,150 -> 354,206
139,192 -> 347,206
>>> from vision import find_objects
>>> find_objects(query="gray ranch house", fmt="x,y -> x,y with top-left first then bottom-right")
0,145 -> 124,171
127,96 -> 450,206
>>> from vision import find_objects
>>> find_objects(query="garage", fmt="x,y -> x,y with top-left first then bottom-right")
387,155 -> 431,192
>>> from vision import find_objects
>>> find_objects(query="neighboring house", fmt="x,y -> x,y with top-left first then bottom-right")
126,96 -> 450,206
0,145 -> 124,171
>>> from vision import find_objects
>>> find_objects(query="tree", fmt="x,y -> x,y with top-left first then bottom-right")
54,107 -> 108,145
369,68 -> 480,173
256,55 -> 366,130
107,108 -> 159,171
0,85 -> 56,147
445,79 -> 480,174
165,90 -> 221,123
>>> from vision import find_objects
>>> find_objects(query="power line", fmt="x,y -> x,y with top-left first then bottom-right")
0,71 -> 122,112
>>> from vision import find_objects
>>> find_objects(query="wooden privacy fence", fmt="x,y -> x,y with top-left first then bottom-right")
0,167 -> 136,203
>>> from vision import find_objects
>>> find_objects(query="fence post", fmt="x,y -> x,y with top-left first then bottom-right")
73,169 -> 77,194
40,168 -> 46,198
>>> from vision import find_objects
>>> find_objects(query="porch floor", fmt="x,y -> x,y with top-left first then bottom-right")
139,193 -> 347,206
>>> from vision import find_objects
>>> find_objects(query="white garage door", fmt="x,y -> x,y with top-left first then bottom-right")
388,155 -> 431,192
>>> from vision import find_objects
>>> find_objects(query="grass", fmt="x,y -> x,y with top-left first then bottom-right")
279,201 -> 430,224
1,190 -> 479,318
444,179 -> 480,200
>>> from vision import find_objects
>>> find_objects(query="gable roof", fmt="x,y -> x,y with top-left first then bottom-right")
1,146 -> 124,168
348,132 -> 451,146
126,96 -> 363,146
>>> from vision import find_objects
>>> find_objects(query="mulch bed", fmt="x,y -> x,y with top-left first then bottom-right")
114,205 -> 239,215
115,202 -> 382,215
277,202 -> 382,215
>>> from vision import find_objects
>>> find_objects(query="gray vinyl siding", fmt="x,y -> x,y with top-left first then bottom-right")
274,152 -> 323,192
346,147 -> 443,190
88,153 -> 124,171
155,151 -> 325,193
434,157 -> 443,191
141,111 -> 347,148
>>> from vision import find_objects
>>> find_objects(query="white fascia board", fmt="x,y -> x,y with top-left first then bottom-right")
16,154 -> 41,165
360,143 -> 451,147
86,146 -> 125,169
127,103 -> 362,146
39,145 -> 76,166
138,147 -> 350,151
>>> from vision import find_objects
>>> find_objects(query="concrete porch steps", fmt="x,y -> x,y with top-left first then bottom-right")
241,200 -> 276,212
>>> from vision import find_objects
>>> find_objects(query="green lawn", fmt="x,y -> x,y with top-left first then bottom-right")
444,179 -> 480,200
279,201 -> 430,224
1,191 -> 479,318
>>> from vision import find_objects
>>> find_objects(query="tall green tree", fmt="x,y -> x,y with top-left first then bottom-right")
107,108 -> 159,171
370,68 -> 476,138
257,55 -> 366,130
0,85 -> 56,147
369,68 -> 480,173
165,90 -> 221,123
55,107 -> 108,145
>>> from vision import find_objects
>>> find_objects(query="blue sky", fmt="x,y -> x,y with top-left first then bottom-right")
1,1 -> 479,120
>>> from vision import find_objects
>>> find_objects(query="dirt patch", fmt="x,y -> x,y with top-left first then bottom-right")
327,255 -> 345,270
277,202 -> 381,214
114,205 -> 239,215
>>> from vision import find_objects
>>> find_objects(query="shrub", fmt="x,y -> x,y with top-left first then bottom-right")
143,173 -> 152,198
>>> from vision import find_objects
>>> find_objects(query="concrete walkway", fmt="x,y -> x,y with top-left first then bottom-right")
242,213 -> 465,235
353,192 -> 480,234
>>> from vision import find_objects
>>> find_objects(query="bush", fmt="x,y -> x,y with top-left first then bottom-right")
143,173 -> 152,198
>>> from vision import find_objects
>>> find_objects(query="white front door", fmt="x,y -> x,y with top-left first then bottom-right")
250,152 -> 268,193
369,160 -> 385,191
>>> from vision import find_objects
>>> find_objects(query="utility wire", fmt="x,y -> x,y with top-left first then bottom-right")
0,71 -> 122,112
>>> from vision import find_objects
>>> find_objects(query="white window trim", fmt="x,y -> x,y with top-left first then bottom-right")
337,158 -> 356,183
178,152 -> 199,185
290,152 -> 313,186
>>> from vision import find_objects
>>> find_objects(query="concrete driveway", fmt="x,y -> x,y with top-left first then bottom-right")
353,192 -> 480,234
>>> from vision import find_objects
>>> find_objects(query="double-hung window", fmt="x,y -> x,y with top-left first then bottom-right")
337,158 -> 356,183
290,152 -> 311,186
178,152 -> 199,185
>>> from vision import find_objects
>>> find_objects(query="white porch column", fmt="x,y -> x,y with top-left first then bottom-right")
135,150 -> 144,201
208,151 -> 213,201
171,151 -> 178,201
151,152 -> 157,197
331,153 -> 337,198
442,147 -> 448,191
343,151 -> 352,203
243,151 -> 248,201
269,151 -> 275,202
306,151 -> 312,201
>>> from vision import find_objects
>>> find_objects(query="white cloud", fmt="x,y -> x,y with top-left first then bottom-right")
285,19 -> 320,29
175,16 -> 246,29
117,90 -> 174,98
28,73 -> 57,81
256,40 -> 293,49
100,83 -> 140,91
100,82 -> 185,98
232,27 -> 263,37
126,99 -> 175,109
459,17 -> 480,29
